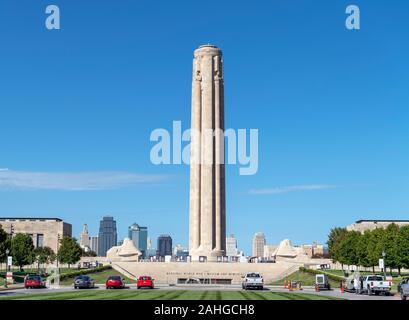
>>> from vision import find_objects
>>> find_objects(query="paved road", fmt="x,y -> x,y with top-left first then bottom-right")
0,284 -> 400,300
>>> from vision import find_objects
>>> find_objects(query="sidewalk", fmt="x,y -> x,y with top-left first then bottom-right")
0,284 -> 24,292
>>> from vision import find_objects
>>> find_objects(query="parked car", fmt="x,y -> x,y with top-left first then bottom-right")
24,275 -> 46,289
106,276 -> 126,289
361,275 -> 391,296
315,274 -> 331,290
137,276 -> 154,289
74,275 -> 95,289
242,273 -> 263,290
344,275 -> 357,293
343,273 -> 366,294
398,277 -> 409,300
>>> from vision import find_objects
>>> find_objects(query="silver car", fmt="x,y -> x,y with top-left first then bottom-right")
399,278 -> 409,300
242,273 -> 264,290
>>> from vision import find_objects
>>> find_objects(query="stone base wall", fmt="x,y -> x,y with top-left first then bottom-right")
112,261 -> 303,285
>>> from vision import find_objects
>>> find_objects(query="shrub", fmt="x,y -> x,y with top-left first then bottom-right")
299,267 -> 345,282
58,265 -> 112,281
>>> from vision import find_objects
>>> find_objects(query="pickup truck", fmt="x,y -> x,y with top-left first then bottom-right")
242,273 -> 264,290
361,275 -> 391,296
398,277 -> 409,300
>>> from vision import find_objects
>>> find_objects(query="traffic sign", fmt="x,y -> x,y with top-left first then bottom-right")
379,258 -> 384,269
7,256 -> 12,267
6,271 -> 13,284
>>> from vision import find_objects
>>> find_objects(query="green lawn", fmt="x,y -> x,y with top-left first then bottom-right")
0,290 -> 341,300
1,267 -> 134,287
1,267 -> 132,286
323,269 -> 409,278
0,271 -> 37,283
270,270 -> 340,288
59,268 -> 134,286
321,270 -> 346,277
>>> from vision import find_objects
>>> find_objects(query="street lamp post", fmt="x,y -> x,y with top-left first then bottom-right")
382,250 -> 386,278
6,249 -> 10,272
4,249 -> 9,288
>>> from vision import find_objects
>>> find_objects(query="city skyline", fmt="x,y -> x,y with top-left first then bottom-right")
0,0 -> 408,255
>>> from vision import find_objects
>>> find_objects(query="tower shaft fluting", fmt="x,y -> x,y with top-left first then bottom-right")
189,45 -> 226,262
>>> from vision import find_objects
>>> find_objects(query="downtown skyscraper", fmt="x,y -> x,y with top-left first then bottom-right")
157,235 -> 172,258
128,223 -> 148,257
98,216 -> 117,256
252,232 -> 266,258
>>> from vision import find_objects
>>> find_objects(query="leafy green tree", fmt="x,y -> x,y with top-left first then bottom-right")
366,227 -> 384,273
382,224 -> 400,274
327,224 -> 409,275
11,233 -> 35,271
81,249 -> 97,257
327,227 -> 348,269
397,226 -> 409,274
356,230 -> 371,269
34,246 -> 56,270
57,237 -> 82,268
337,231 -> 361,268
0,226 -> 11,269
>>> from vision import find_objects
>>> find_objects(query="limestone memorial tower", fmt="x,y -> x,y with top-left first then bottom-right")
189,45 -> 226,261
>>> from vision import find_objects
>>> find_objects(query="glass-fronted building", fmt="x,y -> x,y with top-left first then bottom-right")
128,223 -> 148,257
98,216 -> 117,256
157,235 -> 172,257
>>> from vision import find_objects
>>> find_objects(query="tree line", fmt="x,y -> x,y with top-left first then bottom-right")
327,224 -> 409,275
0,225 -> 94,271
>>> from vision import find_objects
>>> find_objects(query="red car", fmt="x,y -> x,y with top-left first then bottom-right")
105,276 -> 126,289
24,275 -> 46,289
137,276 -> 154,289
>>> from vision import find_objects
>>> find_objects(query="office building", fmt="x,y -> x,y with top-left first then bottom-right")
0,217 -> 72,253
128,223 -> 148,257
346,219 -> 409,233
157,235 -> 172,257
79,224 -> 90,249
89,236 -> 98,253
226,234 -> 238,257
252,232 -> 266,258
98,216 -> 117,256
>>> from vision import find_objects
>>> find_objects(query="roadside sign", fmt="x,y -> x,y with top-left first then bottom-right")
6,271 -> 13,284
7,256 -> 12,266
379,258 -> 384,269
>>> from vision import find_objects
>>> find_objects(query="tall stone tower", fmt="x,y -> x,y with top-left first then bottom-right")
189,45 -> 226,262
80,224 -> 90,248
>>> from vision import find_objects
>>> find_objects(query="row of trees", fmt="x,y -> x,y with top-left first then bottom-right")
327,224 -> 409,275
0,225 -> 85,271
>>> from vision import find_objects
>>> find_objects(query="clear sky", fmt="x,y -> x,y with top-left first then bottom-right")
0,0 -> 408,255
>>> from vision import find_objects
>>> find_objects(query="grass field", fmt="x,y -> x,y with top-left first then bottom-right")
270,270 -> 340,288
59,268 -> 134,286
1,267 -> 132,286
0,290 -> 341,300
0,271 -> 38,283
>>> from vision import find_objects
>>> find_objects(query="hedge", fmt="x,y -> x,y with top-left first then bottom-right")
58,265 -> 112,281
299,267 -> 345,282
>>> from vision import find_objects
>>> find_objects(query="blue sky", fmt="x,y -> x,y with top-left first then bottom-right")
0,0 -> 408,254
